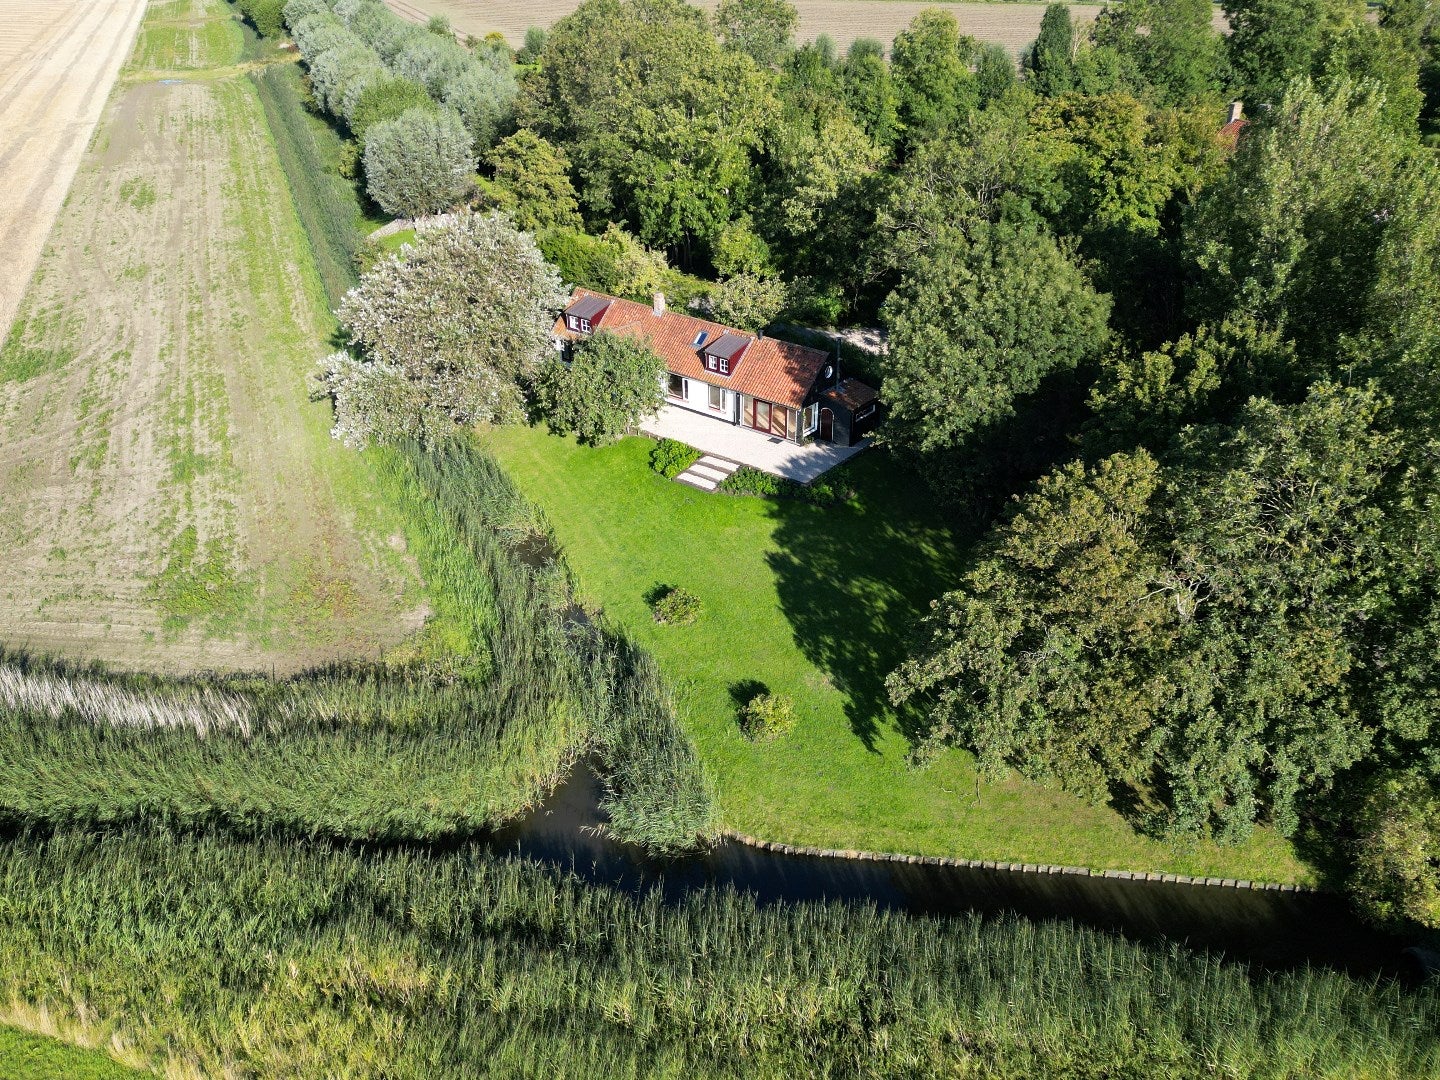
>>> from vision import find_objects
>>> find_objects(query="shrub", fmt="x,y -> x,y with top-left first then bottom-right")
719,465 -> 852,506
651,586 -> 702,625
517,26 -> 549,64
362,107 -> 474,217
649,439 -> 701,478
537,332 -> 665,445
739,691 -> 797,740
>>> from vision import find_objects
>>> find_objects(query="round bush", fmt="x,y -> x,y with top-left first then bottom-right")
739,692 -> 797,741
651,587 -> 702,626
362,107 -> 474,218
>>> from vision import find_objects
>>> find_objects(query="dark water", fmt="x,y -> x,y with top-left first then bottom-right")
490,765 -> 1420,979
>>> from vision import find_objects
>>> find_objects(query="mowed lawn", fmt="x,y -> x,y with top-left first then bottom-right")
485,425 -> 1311,882
0,1025 -> 144,1079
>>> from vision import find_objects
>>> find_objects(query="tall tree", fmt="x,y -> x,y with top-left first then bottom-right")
880,219 -> 1112,457
1093,0 -> 1225,105
713,0 -> 799,67
536,332 -> 666,444
331,212 -> 567,434
838,38 -> 901,150
976,43 -> 1019,105
1224,0 -> 1365,102
891,10 -> 980,145
487,130 -> 583,234
1025,4 -> 1077,97
517,0 -> 776,259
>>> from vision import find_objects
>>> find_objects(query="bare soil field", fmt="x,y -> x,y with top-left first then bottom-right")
392,0 -> 1227,52
0,0 -> 149,349
0,0 -> 422,672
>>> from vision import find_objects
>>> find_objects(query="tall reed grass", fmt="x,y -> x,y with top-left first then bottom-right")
1,828 -> 1433,1079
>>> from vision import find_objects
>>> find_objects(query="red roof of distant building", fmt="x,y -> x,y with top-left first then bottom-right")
555,288 -> 830,409
1219,117 -> 1248,149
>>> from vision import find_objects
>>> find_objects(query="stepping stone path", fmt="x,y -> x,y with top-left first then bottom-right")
674,454 -> 741,491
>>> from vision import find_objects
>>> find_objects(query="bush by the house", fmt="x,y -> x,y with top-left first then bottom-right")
651,586 -> 702,625
719,465 -> 852,506
536,333 -> 666,445
739,691 -> 797,740
649,439 -> 701,478
322,212 -> 566,446
361,107 -> 474,217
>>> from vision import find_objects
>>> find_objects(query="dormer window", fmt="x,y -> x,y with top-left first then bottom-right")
563,295 -> 610,334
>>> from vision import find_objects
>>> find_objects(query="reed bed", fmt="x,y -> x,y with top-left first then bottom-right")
0,439 -> 713,848
0,828 -> 1433,1079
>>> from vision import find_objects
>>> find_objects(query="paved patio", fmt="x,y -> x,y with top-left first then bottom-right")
639,405 -> 869,482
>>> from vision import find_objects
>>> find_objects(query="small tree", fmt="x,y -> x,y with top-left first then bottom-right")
1351,771 -> 1440,930
332,211 -> 567,442
362,107 -> 474,218
537,332 -> 666,444
714,0 -> 799,67
489,130 -> 582,233
517,26 -> 549,64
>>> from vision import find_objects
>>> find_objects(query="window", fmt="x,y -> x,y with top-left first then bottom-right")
693,331 -> 708,347
718,358 -> 729,375
708,384 -> 724,412
579,318 -> 592,333
565,316 -> 579,331
667,373 -> 684,398
753,400 -> 770,431
803,402 -> 818,436
705,354 -> 719,372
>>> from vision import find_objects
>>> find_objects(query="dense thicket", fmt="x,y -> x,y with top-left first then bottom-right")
3,829 -> 1434,1079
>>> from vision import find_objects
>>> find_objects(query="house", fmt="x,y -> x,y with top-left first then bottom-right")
1219,100 -> 1248,150
553,288 -> 879,448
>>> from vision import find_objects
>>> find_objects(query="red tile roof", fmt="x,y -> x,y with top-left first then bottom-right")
555,289 -> 830,409
1219,118 -> 1248,149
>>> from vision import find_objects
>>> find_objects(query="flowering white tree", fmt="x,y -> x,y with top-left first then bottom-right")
321,212 -> 567,447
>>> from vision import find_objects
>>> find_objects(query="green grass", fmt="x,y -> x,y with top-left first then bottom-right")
128,1 -> 244,73
0,1025 -> 143,1079
483,425 -> 1311,882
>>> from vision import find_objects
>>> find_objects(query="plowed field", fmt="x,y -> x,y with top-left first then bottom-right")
390,0 -> 1228,51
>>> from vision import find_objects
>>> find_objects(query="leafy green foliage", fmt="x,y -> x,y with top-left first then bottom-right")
880,219 -> 1112,457
1026,4 -> 1077,97
1093,0 -> 1225,105
891,9 -> 979,145
350,75 -> 435,138
719,465 -> 851,506
1351,769 -> 1440,929
488,129 -> 582,234
739,690 -> 797,740
536,332 -> 666,445
648,438 -> 701,478
713,0 -> 798,68
236,0 -> 285,38
650,585 -> 702,625
519,0 -> 777,254
1224,0 -> 1365,102
516,26 -> 548,65
890,385 -> 1405,841
704,273 -> 786,331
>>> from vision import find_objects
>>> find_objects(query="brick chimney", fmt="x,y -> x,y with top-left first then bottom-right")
1226,100 -> 1244,125
652,292 -> 666,317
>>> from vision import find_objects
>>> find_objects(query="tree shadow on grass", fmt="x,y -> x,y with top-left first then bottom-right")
764,449 -> 980,753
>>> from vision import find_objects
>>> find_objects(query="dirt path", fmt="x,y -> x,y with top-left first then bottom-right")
0,0 -> 423,672
0,0 -> 149,349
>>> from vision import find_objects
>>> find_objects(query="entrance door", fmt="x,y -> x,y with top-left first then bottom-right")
819,407 -> 833,442
769,405 -> 789,438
